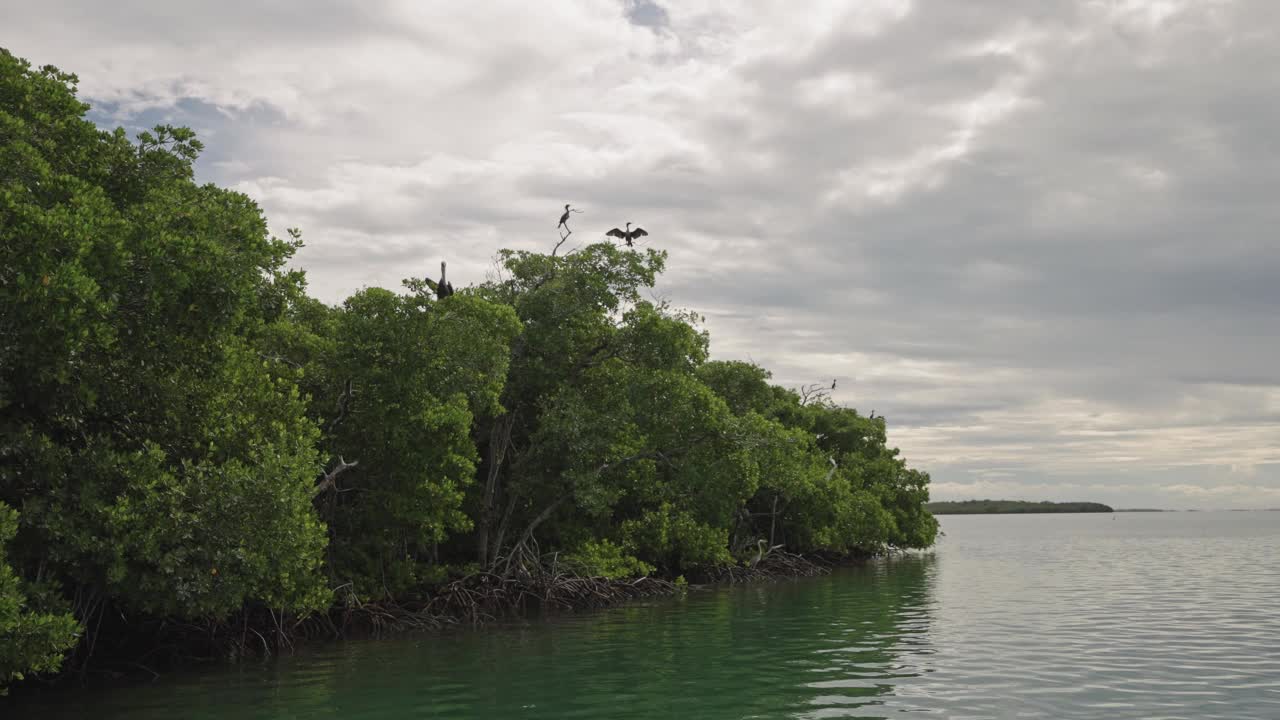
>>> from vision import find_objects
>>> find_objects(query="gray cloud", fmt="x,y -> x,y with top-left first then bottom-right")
625,0 -> 671,29
7,0 -> 1279,508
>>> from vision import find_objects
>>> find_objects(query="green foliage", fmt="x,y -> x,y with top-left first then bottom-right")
560,540 -> 654,579
926,500 -> 1113,515
0,48 -> 939,690
671,574 -> 689,598
0,49 -> 329,626
698,376 -> 940,557
468,239 -> 937,575
0,504 -> 79,695
697,361 -> 776,416
310,287 -> 520,598
94,341 -> 330,616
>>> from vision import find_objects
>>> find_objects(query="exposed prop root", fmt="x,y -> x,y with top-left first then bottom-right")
428,570 -> 676,625
52,550 -> 862,687
693,551 -> 830,584
295,601 -> 451,641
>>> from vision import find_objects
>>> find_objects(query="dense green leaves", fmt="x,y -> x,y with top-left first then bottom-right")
1,47 -> 329,645
463,242 -> 936,578
0,48 -> 937,689
313,287 -> 520,597
0,503 -> 79,695
926,500 -> 1113,515
94,341 -> 330,617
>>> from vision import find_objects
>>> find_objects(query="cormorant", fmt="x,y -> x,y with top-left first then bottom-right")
605,222 -> 648,247
437,261 -> 454,299
558,204 -> 583,234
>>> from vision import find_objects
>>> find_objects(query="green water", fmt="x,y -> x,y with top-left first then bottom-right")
10,511 -> 1280,718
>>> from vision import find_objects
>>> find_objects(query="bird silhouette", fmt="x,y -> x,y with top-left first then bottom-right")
437,261 -> 454,299
420,260 -> 454,299
748,539 -> 785,568
557,204 -> 583,232
605,222 -> 648,247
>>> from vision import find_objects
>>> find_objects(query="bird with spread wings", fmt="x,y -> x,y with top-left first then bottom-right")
605,222 -> 648,247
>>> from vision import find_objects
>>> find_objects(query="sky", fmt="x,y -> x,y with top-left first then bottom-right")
7,0 -> 1279,509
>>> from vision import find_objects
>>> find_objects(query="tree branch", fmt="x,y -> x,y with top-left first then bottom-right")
552,231 -> 571,257
799,382 -> 831,406
594,449 -> 669,476
478,412 -> 516,566
327,379 -> 353,434
505,492 -> 572,575
569,340 -> 616,379
315,456 -> 358,495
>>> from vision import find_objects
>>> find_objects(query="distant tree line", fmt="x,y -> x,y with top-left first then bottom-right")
926,500 -> 1113,515
0,49 -> 938,691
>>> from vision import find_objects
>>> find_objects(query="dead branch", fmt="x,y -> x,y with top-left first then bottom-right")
595,449 -> 667,476
327,379 -> 354,433
798,382 -> 831,406
505,493 -> 572,575
316,456 -> 358,494
553,230 -> 571,257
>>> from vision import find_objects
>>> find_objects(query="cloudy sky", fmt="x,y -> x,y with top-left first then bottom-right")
9,0 -> 1280,508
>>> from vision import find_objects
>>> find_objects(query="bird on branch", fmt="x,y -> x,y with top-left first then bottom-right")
557,204 -> 583,233
431,260 -> 454,299
748,539 -> 785,568
606,222 -> 648,247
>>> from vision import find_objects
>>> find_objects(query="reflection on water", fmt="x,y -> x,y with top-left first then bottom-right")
10,511 -> 1280,719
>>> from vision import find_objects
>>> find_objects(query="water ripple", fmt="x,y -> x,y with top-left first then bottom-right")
9,511 -> 1280,719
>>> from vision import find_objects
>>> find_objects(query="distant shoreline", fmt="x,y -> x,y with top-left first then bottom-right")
927,500 -> 1114,515
929,504 -> 1279,515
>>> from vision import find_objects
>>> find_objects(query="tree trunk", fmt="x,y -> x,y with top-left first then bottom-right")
769,493 -> 779,547
504,493 -> 571,575
476,414 -> 514,567
491,492 -> 519,567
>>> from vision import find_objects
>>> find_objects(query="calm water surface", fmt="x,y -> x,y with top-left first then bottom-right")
12,511 -> 1280,718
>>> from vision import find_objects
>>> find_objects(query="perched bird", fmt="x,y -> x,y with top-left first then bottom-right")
605,222 -> 648,247
748,539 -> 785,568
557,204 -> 583,234
831,379 -> 837,390
437,260 -> 454,299
420,260 -> 453,299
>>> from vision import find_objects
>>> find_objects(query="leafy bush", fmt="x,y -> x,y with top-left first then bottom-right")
0,47 -> 939,689
561,540 -> 654,580
0,504 -> 79,695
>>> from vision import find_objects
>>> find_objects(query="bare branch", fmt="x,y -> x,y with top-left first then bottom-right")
327,379 -> 354,433
504,492 -> 572,576
552,230 -> 571,257
258,352 -> 301,370
316,456 -> 358,495
594,450 -> 663,476
798,382 -> 831,406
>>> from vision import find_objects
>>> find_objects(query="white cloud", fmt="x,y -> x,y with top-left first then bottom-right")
7,0 -> 1279,508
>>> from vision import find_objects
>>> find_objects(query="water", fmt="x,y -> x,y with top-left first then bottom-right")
10,511 -> 1280,719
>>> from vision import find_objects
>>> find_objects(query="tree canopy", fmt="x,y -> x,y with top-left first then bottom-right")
0,48 -> 937,691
